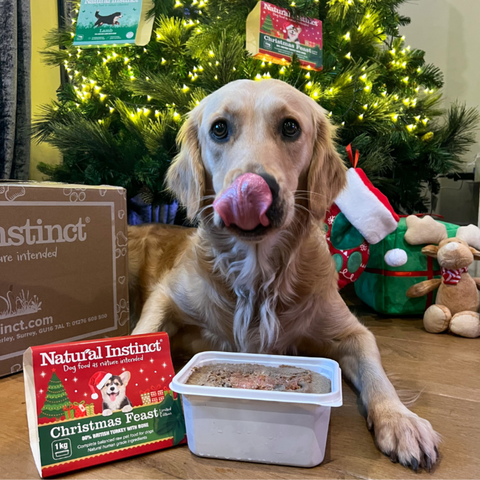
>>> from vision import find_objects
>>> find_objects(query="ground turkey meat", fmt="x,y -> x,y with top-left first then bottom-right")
186,363 -> 331,394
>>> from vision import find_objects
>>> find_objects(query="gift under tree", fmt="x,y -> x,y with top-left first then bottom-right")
355,216 -> 459,315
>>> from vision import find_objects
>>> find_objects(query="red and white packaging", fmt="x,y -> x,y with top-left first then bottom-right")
23,333 -> 186,477
246,1 -> 323,70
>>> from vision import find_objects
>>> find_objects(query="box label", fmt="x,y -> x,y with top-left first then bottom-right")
25,333 -> 186,476
38,401 -> 182,467
246,1 -> 323,70
73,0 -> 142,46
259,34 -> 323,69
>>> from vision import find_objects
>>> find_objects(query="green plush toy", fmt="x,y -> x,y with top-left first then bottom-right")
355,216 -> 459,315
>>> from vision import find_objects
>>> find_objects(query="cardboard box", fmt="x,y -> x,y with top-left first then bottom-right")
24,332 -> 186,477
246,1 -> 323,71
0,182 -> 129,377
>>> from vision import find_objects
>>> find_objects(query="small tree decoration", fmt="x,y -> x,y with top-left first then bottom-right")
39,371 -> 72,420
261,14 -> 275,34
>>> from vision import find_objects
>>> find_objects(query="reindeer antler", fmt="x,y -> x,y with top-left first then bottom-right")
404,215 -> 448,245
456,224 -> 480,249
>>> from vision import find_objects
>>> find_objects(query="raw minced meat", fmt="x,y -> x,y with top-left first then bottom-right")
185,363 -> 331,394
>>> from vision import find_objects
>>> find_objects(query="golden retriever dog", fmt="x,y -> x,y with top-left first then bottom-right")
129,79 -> 440,470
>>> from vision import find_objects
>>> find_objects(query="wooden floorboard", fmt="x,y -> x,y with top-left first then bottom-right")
1,297 -> 479,479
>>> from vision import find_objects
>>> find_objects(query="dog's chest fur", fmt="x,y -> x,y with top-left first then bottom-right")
177,228 -> 330,354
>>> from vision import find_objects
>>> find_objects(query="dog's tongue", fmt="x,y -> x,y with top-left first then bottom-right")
109,393 -> 117,401
213,173 -> 272,231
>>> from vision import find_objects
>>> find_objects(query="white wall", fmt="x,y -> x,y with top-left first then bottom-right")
400,0 -> 480,225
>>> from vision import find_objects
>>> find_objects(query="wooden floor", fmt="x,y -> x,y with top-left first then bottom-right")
1,293 -> 480,479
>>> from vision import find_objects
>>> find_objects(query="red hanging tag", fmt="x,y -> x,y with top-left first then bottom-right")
346,144 -> 359,168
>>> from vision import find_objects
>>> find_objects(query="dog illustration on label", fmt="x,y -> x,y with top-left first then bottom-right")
283,22 -> 302,44
89,371 -> 133,416
94,10 -> 122,28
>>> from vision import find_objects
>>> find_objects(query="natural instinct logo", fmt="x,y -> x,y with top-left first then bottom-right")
39,340 -> 163,366
263,2 -> 320,26
0,218 -> 88,247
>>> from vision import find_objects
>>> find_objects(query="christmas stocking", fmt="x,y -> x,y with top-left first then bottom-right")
325,146 -> 400,289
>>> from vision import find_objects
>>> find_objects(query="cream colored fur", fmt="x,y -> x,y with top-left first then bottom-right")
130,79 -> 440,470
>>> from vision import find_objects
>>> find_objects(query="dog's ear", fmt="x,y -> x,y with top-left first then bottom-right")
120,371 -> 131,386
307,105 -> 346,220
166,106 -> 205,221
421,245 -> 439,258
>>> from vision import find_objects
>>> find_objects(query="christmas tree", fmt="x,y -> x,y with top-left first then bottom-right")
34,0 -> 479,214
39,371 -> 72,419
261,14 -> 274,34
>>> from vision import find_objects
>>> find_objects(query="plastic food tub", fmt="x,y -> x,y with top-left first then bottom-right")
170,351 -> 342,467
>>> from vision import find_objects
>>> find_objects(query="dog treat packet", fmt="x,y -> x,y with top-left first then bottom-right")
246,1 -> 323,71
73,0 -> 154,47
23,333 -> 187,477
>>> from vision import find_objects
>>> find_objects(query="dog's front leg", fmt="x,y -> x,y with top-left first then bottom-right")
313,300 -> 440,470
132,282 -> 178,336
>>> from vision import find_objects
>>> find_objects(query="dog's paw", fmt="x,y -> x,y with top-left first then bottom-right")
369,404 -> 440,471
102,409 -> 113,417
122,405 -> 133,413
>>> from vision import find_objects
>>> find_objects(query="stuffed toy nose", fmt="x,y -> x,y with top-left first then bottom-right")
213,173 -> 273,231
444,242 -> 459,251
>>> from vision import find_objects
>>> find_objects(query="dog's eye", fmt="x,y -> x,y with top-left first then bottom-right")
282,119 -> 300,138
211,120 -> 229,140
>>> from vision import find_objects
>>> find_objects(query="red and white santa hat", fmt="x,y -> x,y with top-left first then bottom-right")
335,167 -> 400,245
88,371 -> 112,400
283,22 -> 296,33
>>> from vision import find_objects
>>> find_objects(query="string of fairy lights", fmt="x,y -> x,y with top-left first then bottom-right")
60,0 -> 436,136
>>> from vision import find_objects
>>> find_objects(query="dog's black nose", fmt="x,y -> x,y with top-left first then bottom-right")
257,173 -> 279,200
257,172 -> 284,228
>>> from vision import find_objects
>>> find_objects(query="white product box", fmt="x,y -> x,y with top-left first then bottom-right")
170,351 -> 342,467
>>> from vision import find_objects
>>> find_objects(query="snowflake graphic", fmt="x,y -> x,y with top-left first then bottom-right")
327,215 -> 335,225
360,244 -> 368,251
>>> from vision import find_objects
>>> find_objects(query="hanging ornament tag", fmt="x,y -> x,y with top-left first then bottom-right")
23,333 -> 186,477
73,0 -> 154,47
246,1 -> 323,71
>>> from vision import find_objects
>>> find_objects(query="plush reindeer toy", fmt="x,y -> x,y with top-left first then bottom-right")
405,217 -> 480,338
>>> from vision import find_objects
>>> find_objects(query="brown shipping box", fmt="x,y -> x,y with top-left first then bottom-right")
0,183 -> 129,377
